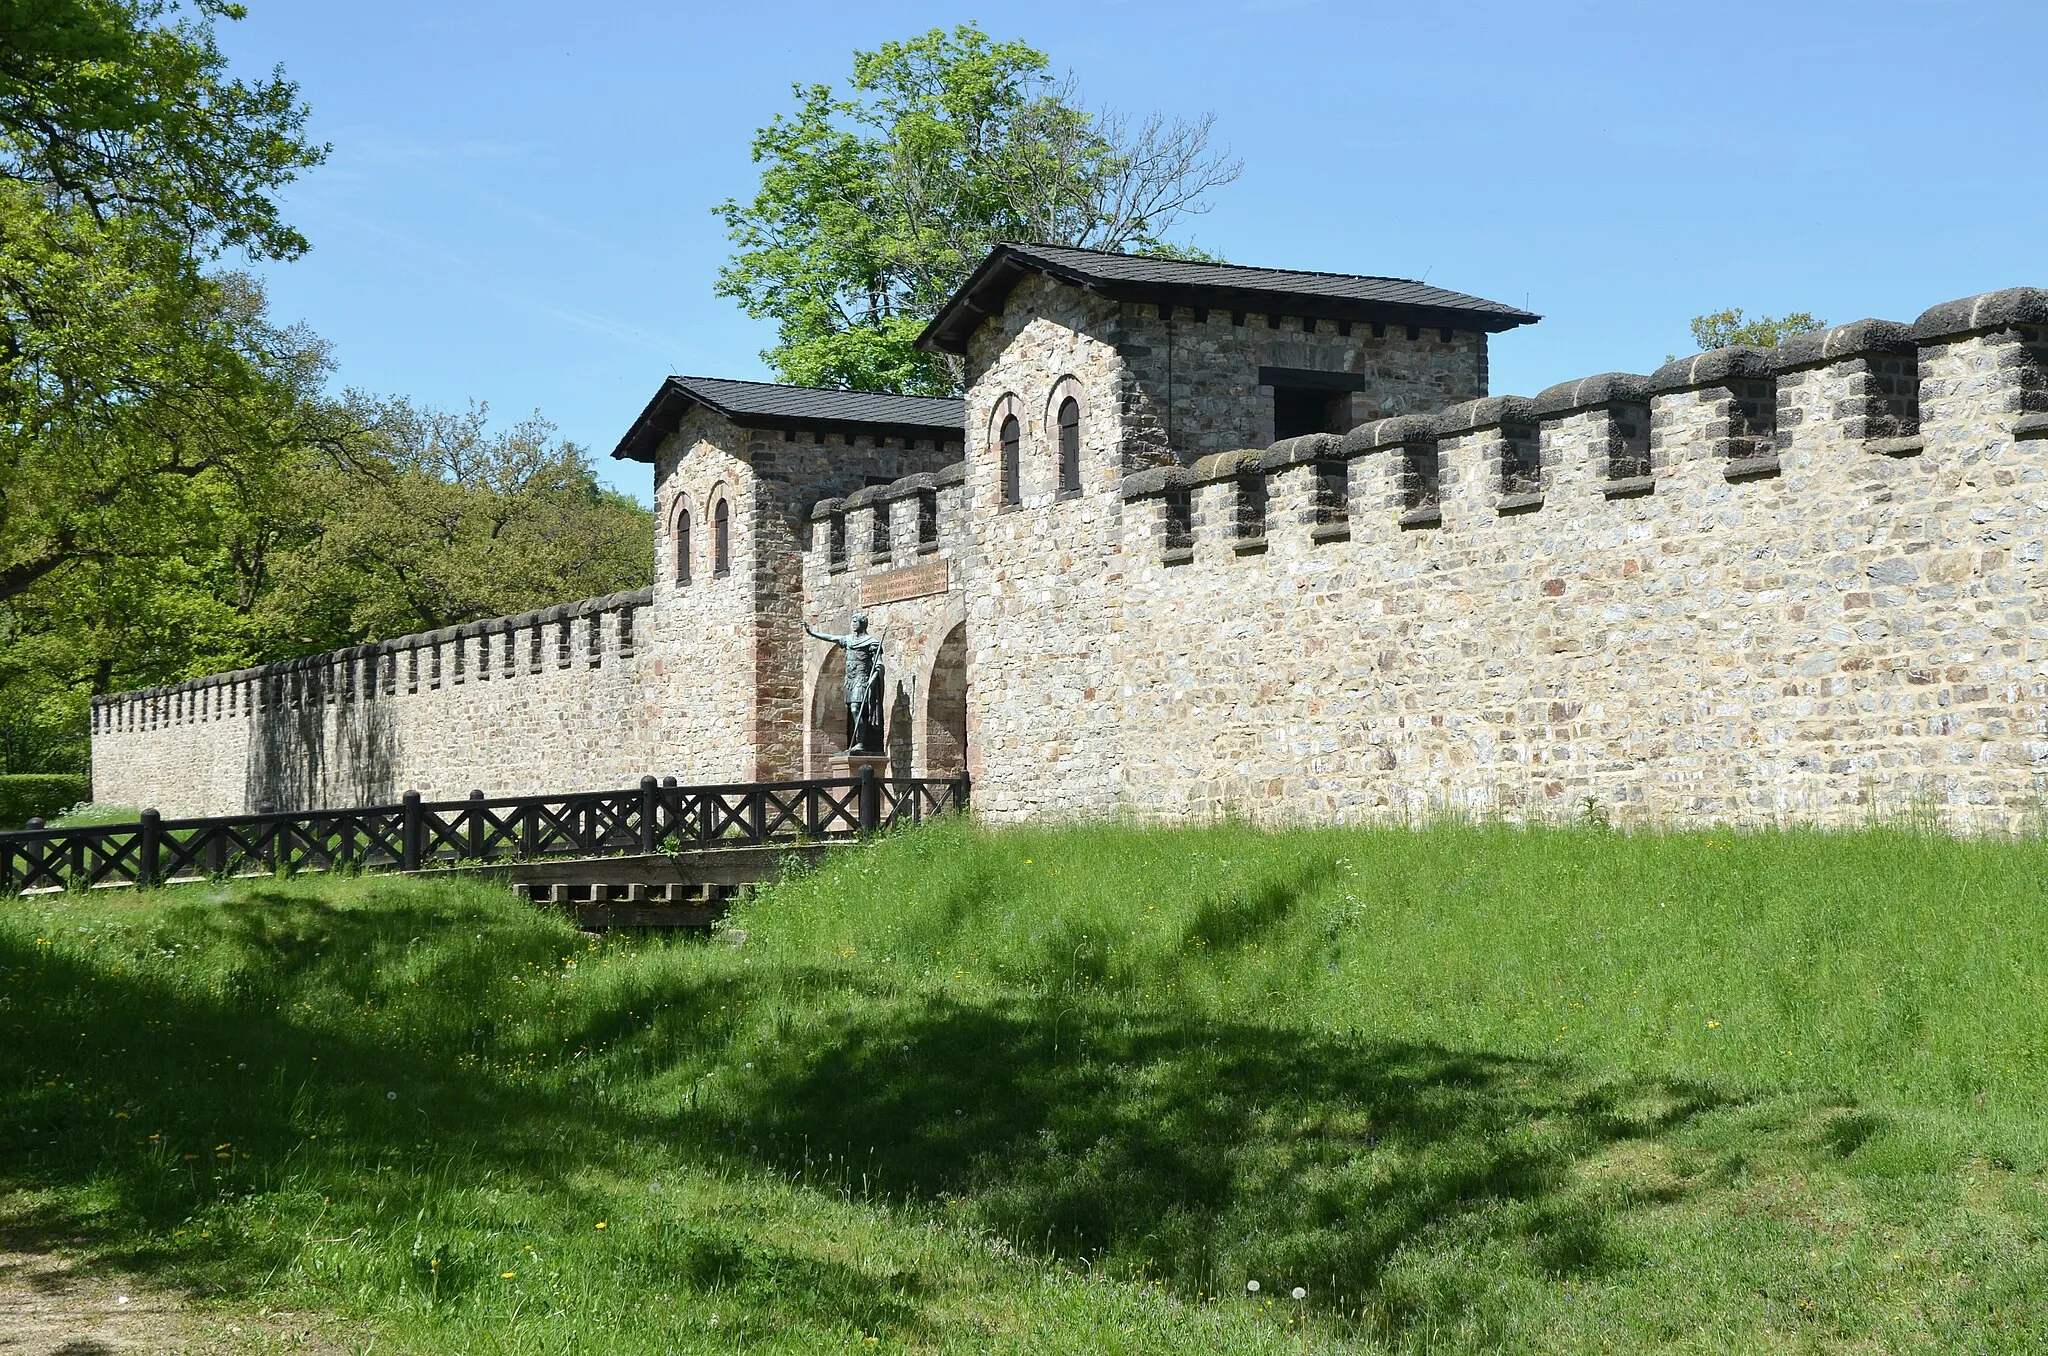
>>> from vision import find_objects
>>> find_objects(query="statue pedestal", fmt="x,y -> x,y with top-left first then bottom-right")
827,752 -> 890,780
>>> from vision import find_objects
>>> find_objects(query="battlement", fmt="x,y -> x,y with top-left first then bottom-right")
804,461 -> 969,577
90,587 -> 654,736
1105,288 -> 2048,563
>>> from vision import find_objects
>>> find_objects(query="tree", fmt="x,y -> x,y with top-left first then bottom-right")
1687,308 -> 1827,352
716,24 -> 1240,395
253,400 -> 652,652
0,0 -> 326,603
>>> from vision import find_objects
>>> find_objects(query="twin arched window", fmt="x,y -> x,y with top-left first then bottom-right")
672,489 -> 732,586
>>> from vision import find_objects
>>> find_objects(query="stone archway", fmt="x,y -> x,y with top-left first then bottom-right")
807,645 -> 846,776
923,622 -> 967,777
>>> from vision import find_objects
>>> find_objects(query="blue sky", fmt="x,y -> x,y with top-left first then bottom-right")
216,1 -> 2048,503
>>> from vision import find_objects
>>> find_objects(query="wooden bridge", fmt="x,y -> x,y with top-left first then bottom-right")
0,771 -> 968,929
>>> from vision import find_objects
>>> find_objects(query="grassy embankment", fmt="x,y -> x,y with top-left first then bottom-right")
3,817 -> 2046,1352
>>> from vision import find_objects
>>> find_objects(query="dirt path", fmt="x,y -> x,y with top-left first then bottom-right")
0,1249 -> 351,1355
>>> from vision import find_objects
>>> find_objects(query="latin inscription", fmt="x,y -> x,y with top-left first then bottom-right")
861,558 -> 951,607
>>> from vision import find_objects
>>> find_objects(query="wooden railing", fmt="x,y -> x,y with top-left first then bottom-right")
0,772 -> 968,896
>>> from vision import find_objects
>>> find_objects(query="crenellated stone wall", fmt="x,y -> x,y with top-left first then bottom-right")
961,286 -> 2048,832
89,590 -> 656,817
87,261 -> 2048,837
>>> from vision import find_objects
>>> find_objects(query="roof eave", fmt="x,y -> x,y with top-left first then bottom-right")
612,377 -> 962,461
611,377 -> 696,462
917,246 -> 1539,355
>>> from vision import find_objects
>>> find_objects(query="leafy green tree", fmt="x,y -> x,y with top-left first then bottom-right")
716,24 -> 1240,395
0,0 -> 326,603
1687,308 -> 1827,352
253,401 -> 652,651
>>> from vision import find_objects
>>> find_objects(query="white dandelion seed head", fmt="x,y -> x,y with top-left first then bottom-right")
1246,1280 -> 1260,1293
387,1091 -> 397,1100
1292,1286 -> 1307,1300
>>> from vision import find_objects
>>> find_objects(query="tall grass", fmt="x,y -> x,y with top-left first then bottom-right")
3,818 -> 2046,1352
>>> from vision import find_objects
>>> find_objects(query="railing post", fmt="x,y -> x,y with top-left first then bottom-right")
858,766 -> 877,836
466,789 -> 484,862
639,775 -> 658,854
137,809 -> 161,890
205,827 -> 226,878
401,790 -> 422,872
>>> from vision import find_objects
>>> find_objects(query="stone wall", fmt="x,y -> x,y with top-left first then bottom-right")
801,463 -> 971,777
90,590 -> 655,817
1112,296 -> 1487,460
646,407 -> 962,781
964,287 -> 2048,833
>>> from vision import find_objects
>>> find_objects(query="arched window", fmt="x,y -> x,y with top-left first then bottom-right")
1057,396 -> 1080,495
713,497 -> 731,576
675,506 -> 692,585
1000,414 -> 1021,506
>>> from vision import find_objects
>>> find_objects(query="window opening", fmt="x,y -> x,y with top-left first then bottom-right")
1000,414 -> 1021,505
871,501 -> 891,561
1163,488 -> 1194,556
1314,460 -> 1349,524
1401,446 -> 1441,511
1057,396 -> 1081,495
713,498 -> 731,575
828,513 -> 847,570
1235,475 -> 1268,540
1607,405 -> 1652,479
676,507 -> 691,584
917,490 -> 939,548
1500,424 -> 1541,495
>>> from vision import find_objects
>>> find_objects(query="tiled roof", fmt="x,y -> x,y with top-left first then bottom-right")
920,242 -> 1540,352
612,376 -> 963,462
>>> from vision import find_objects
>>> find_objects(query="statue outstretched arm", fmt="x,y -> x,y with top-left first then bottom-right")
804,621 -> 845,646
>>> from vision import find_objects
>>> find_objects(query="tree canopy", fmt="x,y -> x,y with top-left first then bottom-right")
0,3 -> 652,775
716,24 -> 1240,395
1688,308 -> 1827,352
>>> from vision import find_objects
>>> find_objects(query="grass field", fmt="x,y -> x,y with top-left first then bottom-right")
3,817 -> 2046,1352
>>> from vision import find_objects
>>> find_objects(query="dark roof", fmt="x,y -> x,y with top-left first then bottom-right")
919,242 -> 1541,353
612,376 -> 964,462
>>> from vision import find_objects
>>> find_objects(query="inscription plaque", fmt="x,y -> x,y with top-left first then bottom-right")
861,558 -> 951,607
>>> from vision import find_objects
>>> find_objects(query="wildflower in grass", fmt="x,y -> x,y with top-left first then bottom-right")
594,1221 -> 606,1230
1246,1280 -> 1259,1293
501,1271 -> 515,1279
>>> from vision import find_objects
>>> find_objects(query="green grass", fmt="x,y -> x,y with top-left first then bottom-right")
4,818 -> 2047,1352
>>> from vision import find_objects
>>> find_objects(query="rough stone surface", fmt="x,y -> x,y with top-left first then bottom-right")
86,265 -> 2048,836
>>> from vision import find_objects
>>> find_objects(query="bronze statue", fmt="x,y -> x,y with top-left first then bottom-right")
805,612 -> 885,753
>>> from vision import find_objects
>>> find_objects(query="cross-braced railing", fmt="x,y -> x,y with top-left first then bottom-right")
0,771 -> 969,895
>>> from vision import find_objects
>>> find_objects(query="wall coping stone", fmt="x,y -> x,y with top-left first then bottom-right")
1337,413 -> 1440,457
1258,432 -> 1344,472
1774,318 -> 1915,369
811,460 -> 966,520
1647,345 -> 1777,394
91,586 -> 654,707
1432,395 -> 1537,439
1911,287 -> 2048,342
1119,465 -> 1198,499
1189,449 -> 1267,482
1530,373 -> 1653,419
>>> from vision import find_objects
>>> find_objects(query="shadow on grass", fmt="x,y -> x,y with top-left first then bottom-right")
0,890 -> 921,1341
4,883 -> 1741,1342
684,989 -> 1736,1322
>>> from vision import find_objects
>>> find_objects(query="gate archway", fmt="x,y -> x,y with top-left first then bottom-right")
923,622 -> 967,777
